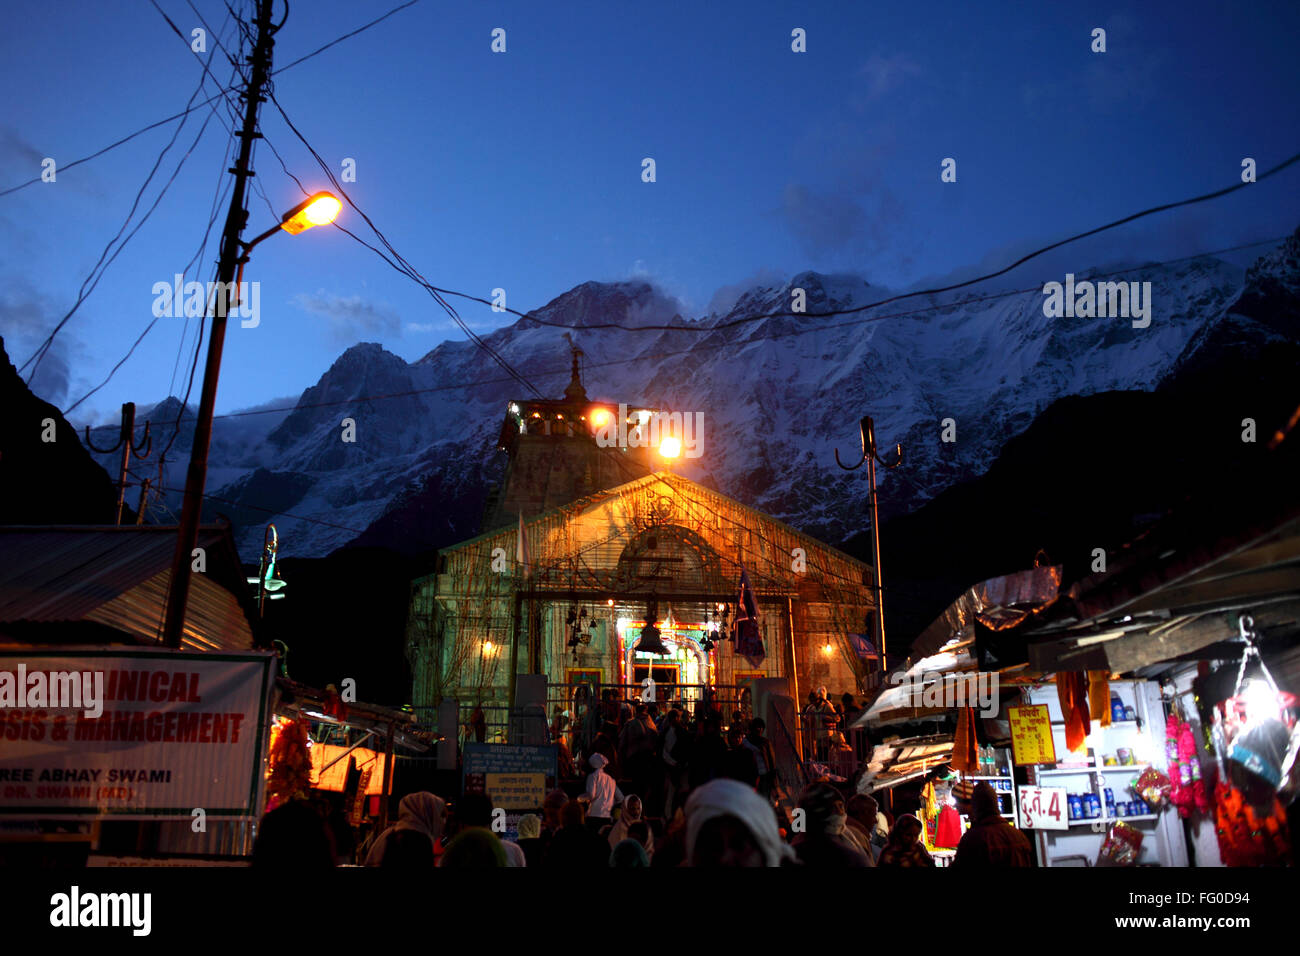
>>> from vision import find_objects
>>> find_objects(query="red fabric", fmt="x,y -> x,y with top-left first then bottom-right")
1058,672 -> 1091,753
935,805 -> 962,849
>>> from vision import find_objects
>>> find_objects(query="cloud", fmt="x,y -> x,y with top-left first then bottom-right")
780,183 -> 869,254
0,127 -> 106,197
292,290 -> 400,344
0,285 -> 85,407
855,53 -> 924,102
777,181 -> 907,268
707,267 -> 788,317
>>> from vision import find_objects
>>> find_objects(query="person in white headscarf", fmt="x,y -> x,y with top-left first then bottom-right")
585,752 -> 624,831
685,779 -> 795,867
364,791 -> 446,866
607,793 -> 644,848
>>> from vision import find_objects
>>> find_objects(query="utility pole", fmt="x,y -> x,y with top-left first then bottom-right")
835,415 -> 903,672
162,0 -> 277,648
84,402 -> 152,525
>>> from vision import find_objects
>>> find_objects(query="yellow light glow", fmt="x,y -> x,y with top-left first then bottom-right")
659,436 -> 682,458
822,643 -> 834,656
591,408 -> 611,427
304,195 -> 342,225
484,641 -> 495,655
280,191 -> 342,235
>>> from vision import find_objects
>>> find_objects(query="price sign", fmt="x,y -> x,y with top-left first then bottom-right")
1018,785 -> 1067,830
1008,704 -> 1057,766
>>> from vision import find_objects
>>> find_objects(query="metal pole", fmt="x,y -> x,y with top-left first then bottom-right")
786,596 -> 802,760
161,0 -> 277,648
135,478 -> 151,525
508,590 -> 523,712
113,403 -> 135,525
378,720 -> 396,831
864,418 -> 887,665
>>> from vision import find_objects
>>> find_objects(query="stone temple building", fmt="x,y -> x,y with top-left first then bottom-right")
406,353 -> 878,730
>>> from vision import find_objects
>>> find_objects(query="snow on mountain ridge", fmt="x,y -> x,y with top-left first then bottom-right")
89,232 -> 1298,561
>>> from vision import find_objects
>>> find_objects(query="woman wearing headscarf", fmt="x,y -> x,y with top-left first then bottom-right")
685,778 -> 796,867
877,813 -> 935,868
364,791 -> 446,866
607,794 -> 644,849
516,813 -> 546,868
791,782 -> 872,867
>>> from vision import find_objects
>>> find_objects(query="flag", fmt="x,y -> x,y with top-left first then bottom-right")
846,633 -> 879,660
734,565 -> 764,666
516,512 -> 532,578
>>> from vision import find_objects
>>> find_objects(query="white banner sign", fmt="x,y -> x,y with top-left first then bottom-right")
0,649 -> 274,819
1018,785 -> 1068,830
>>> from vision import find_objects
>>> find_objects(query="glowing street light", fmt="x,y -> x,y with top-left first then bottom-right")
659,436 -> 682,459
163,189 -> 342,649
279,192 -> 343,235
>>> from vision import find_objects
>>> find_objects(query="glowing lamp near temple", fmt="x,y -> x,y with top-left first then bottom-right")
822,642 -> 834,656
591,408 -> 611,427
483,640 -> 496,655
659,436 -> 682,459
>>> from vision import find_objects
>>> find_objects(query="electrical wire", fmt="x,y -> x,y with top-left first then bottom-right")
62,12 -> 245,416
74,233 -> 1292,435
456,153 -> 1300,335
21,43 -> 233,391
263,94 -> 545,398
153,484 -> 366,534
0,0 -> 422,198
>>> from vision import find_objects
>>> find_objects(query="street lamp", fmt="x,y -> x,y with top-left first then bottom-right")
162,191 -> 340,649
245,523 -> 287,617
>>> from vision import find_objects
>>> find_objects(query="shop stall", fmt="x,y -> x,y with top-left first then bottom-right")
1018,678 -> 1188,866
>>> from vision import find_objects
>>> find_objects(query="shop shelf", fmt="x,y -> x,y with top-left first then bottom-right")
1037,766 -> 1096,775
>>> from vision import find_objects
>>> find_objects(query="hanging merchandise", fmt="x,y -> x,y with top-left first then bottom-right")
1211,616 -> 1298,810
1095,821 -> 1144,867
265,716 -> 312,811
952,706 -> 978,774
1166,712 -> 1208,817
1132,766 -> 1171,810
1057,671 -> 1091,753
1088,671 -> 1112,727
1213,779 -> 1292,867
935,786 -> 962,849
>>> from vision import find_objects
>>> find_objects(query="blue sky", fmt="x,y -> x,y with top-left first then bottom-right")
2,0 -> 1298,423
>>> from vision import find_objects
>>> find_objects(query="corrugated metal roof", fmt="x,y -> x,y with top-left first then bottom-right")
0,526 -> 256,650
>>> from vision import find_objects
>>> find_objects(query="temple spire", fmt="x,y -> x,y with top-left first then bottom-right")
563,336 -> 587,402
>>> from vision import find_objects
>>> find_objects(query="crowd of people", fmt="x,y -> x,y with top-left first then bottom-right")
250,684 -> 1033,868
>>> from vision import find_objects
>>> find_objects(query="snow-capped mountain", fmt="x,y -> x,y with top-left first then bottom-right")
99,230 -> 1300,561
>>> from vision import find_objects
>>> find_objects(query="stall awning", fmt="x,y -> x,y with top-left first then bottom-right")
1024,513 -> 1300,674
909,564 -> 1063,660
858,735 -> 952,793
275,678 -> 435,754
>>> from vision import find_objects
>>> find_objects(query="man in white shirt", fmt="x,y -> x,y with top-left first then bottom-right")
585,753 -> 624,832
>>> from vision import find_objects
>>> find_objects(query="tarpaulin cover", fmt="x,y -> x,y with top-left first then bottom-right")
911,565 -> 1063,660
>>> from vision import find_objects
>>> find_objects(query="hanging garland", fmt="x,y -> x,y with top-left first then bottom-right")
1166,712 -> 1208,817
265,717 -> 313,811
